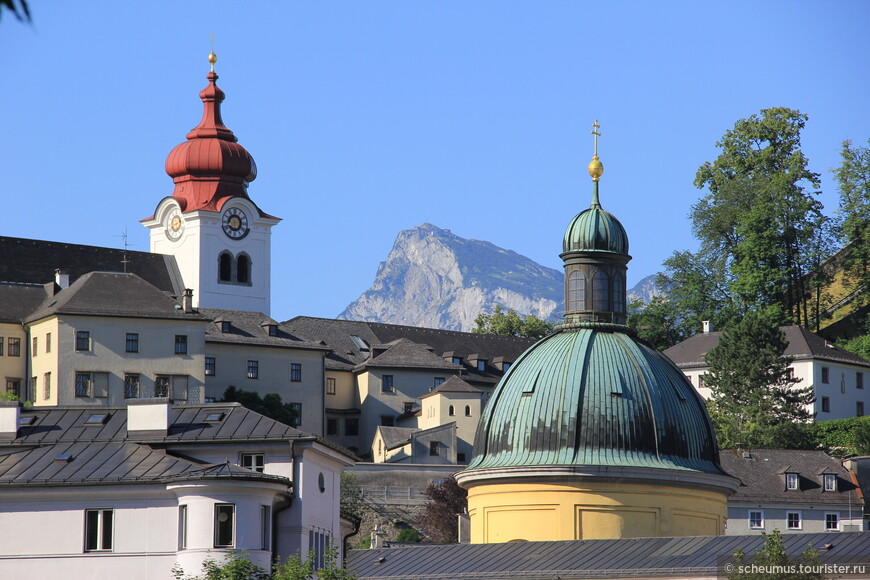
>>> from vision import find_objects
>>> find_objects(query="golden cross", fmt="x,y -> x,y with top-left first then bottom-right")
591,120 -> 601,157
209,32 -> 217,72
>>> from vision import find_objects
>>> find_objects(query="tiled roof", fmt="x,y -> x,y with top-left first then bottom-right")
25,272 -> 208,323
419,376 -> 480,399
202,308 -> 330,351
356,339 -> 458,371
346,532 -> 870,579
0,283 -> 48,323
719,448 -> 858,505
0,236 -> 180,295
664,326 -> 870,369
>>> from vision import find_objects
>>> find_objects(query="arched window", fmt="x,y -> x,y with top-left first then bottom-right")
449,405 -> 455,416
219,252 -> 233,282
592,271 -> 610,312
613,271 -> 625,314
465,405 -> 471,417
567,270 -> 586,311
237,253 -> 251,284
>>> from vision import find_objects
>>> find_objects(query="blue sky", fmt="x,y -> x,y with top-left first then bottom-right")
2,2 -> 868,321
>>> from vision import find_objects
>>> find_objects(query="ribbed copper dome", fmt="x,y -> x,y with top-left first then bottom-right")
562,195 -> 629,255
466,323 -> 725,476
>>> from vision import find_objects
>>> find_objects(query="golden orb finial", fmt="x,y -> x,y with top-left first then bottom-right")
588,120 -> 604,182
208,32 -> 217,72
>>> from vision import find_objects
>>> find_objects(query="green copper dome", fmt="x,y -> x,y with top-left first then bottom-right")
562,183 -> 629,255
467,323 -> 725,476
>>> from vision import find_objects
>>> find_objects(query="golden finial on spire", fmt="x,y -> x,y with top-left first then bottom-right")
588,119 -> 604,182
208,32 -> 217,72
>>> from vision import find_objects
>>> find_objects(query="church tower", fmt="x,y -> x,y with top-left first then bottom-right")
142,52 -> 279,314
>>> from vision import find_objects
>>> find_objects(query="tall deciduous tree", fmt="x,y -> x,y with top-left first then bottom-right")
704,310 -> 815,449
472,305 -> 554,339
833,138 -> 870,307
628,296 -> 688,351
664,108 -> 833,329
418,478 -> 467,544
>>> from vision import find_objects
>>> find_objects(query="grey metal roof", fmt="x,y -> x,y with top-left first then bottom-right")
664,326 -> 870,370
720,448 -> 859,506
346,532 -> 870,579
25,272 -> 208,323
0,236 -> 180,295
202,308 -> 330,351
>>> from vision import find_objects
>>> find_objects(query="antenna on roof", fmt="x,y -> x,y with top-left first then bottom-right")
115,228 -> 134,273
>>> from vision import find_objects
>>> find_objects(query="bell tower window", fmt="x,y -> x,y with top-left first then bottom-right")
567,270 -> 586,312
237,254 -> 251,284
613,271 -> 625,314
592,271 -> 610,312
219,252 -> 233,282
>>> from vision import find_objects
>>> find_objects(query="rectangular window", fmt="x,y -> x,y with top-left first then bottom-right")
290,363 -> 302,382
155,375 -> 170,398
434,377 -> 445,387
29,376 -> 37,401
126,333 -> 139,353
8,337 -> 21,357
380,415 -> 394,427
124,374 -> 140,399
84,509 -> 113,552
824,474 -> 837,492
858,372 -> 865,390
345,418 -> 359,436
786,472 -> 799,490
43,372 -> 51,400
403,402 -> 414,413
825,512 -> 839,531
75,332 -> 90,352
382,375 -> 394,392
247,360 -> 259,379
92,372 -> 109,398
174,335 -> 188,355
429,441 -> 439,456
326,377 -> 336,395
214,504 -> 235,548
452,357 -> 462,366
0,337 -> 4,356
46,332 -> 51,353
787,511 -> 801,530
326,418 -> 338,436
205,356 -> 216,376
75,372 -> 92,397
178,505 -> 188,550
749,510 -> 763,529
477,360 -> 486,372
698,374 -> 706,389
172,375 -> 189,401
6,379 -> 21,398
32,336 -> 37,356
822,396 -> 830,413
859,401 -> 865,417
822,366 -> 829,384
241,453 -> 265,473
290,403 -> 302,427
261,505 -> 271,550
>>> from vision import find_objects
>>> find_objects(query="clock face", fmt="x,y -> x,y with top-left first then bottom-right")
221,207 -> 250,239
165,208 -> 184,241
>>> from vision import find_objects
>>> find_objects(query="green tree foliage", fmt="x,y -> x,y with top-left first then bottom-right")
395,527 -> 422,543
627,296 -> 689,350
812,416 -> 870,455
663,108 -> 833,330
173,547 -> 356,580
472,305 -> 554,339
705,310 -> 815,449
339,471 -> 366,521
728,530 -> 823,580
418,478 -> 467,544
221,387 -> 300,427
833,138 -> 870,307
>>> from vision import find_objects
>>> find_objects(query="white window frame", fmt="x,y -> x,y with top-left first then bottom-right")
260,505 -> 271,550
749,510 -> 764,530
178,505 -> 188,550
241,452 -> 265,473
84,508 -> 114,552
825,512 -> 840,531
787,511 -> 802,530
214,503 -> 236,548
786,472 -> 799,490
824,474 -> 837,492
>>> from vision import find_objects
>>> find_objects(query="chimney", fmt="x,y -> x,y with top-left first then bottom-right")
127,398 -> 171,438
371,524 -> 386,549
702,320 -> 712,334
182,288 -> 194,313
0,401 -> 21,441
55,269 -> 70,289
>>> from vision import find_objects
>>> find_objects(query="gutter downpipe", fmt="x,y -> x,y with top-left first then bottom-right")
271,439 -> 297,567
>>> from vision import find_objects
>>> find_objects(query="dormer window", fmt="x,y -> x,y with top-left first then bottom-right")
786,472 -> 799,490
824,474 -> 837,492
502,362 -> 511,373
267,324 -> 278,336
221,321 -> 232,333
477,360 -> 486,372
452,357 -> 462,366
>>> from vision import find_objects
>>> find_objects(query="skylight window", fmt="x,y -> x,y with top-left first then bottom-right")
18,416 -> 36,427
84,414 -> 109,426
350,335 -> 370,351
54,453 -> 73,463
204,411 -> 225,422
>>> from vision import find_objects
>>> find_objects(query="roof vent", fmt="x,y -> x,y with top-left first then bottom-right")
54,453 -> 73,463
84,413 -> 109,426
742,451 -> 752,459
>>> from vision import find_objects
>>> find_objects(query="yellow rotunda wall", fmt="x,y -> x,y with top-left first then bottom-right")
465,479 -> 729,543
